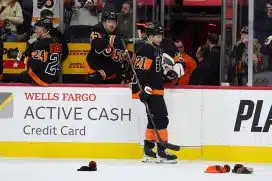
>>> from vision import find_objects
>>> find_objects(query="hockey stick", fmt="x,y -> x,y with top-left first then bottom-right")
121,40 -> 180,151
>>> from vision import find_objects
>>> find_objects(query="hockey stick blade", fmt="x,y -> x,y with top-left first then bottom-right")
160,141 -> 180,151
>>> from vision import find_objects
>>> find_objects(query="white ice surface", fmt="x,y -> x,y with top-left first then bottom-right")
0,158 -> 271,181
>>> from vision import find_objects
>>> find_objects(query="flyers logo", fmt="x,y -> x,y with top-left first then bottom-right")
90,32 -> 102,41
0,93 -> 14,118
37,0 -> 55,9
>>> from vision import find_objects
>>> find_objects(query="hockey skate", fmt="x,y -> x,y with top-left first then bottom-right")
142,140 -> 157,163
156,143 -> 177,164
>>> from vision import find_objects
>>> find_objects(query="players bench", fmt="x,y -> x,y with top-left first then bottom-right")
0,25 -> 134,83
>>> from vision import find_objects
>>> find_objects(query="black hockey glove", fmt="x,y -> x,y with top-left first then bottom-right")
165,69 -> 178,81
139,86 -> 152,103
232,164 -> 253,174
87,70 -> 105,84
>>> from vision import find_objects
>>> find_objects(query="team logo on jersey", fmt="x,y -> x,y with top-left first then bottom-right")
90,32 -> 102,41
50,43 -> 62,53
37,0 -> 55,9
0,93 -> 14,118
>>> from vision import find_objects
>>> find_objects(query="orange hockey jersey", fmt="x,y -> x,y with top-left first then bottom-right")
165,52 -> 197,86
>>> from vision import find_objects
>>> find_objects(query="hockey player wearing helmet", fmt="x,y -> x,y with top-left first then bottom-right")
19,18 -> 62,86
145,21 -> 164,45
85,11 -> 127,84
25,10 -> 68,63
40,9 -> 69,62
101,11 -> 118,33
34,18 -> 53,38
132,21 -> 183,164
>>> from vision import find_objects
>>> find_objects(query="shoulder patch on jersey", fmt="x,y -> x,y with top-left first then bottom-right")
50,43 -> 62,53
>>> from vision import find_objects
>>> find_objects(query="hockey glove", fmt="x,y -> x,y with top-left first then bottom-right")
232,164 -> 253,174
139,86 -> 152,103
164,65 -> 178,81
87,70 -> 106,83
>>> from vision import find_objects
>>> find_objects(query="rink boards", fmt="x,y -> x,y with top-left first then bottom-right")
0,84 -> 271,163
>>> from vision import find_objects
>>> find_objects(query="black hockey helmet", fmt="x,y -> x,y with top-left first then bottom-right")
34,18 -> 53,31
146,21 -> 164,36
240,26 -> 248,34
101,11 -> 118,22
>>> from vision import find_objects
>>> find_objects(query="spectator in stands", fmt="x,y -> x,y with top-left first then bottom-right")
97,0 -> 116,23
17,0 -> 33,41
174,39 -> 185,54
195,45 -> 210,64
40,9 -> 54,22
117,1 -> 133,39
70,0 -> 102,26
255,0 -> 272,44
254,0 -> 272,70
229,26 -> 261,86
64,0 -> 74,29
173,39 -> 197,85
102,0 -> 116,12
0,0 -> 24,42
189,33 -> 220,85
196,46 -> 205,64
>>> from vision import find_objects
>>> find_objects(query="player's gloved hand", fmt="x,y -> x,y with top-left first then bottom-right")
139,86 -> 152,103
87,70 -> 106,83
163,64 -> 178,81
165,69 -> 178,81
